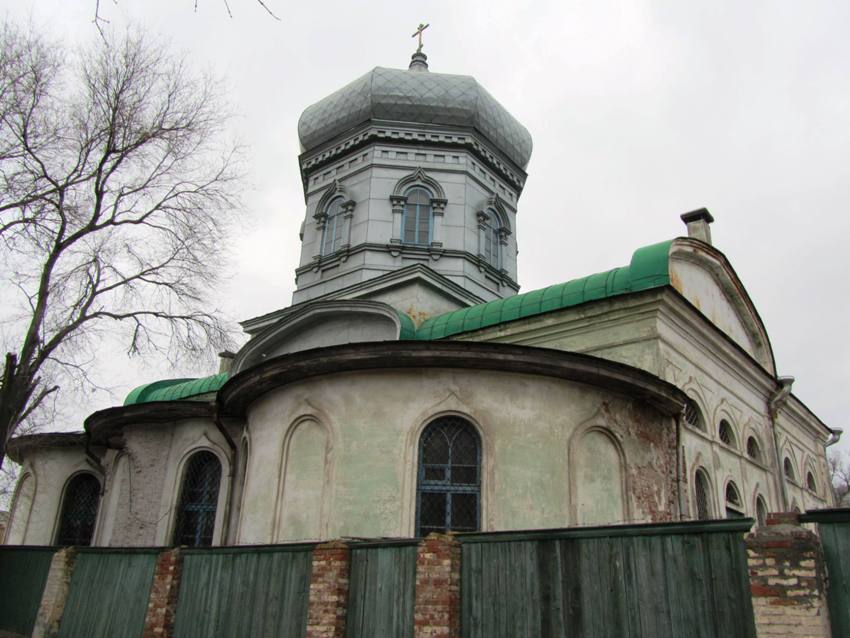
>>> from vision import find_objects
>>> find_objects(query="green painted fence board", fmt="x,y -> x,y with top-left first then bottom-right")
460,521 -> 757,638
345,544 -> 417,638
57,550 -> 158,638
802,511 -> 850,638
172,545 -> 312,638
0,547 -> 55,636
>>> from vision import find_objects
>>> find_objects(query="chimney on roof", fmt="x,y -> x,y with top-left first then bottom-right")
218,351 -> 235,374
680,208 -> 714,245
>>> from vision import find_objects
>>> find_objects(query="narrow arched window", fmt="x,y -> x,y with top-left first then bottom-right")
725,481 -> 743,519
56,473 -> 101,546
755,495 -> 768,527
482,209 -> 501,269
402,187 -> 432,246
718,420 -> 736,448
806,471 -> 817,494
321,197 -> 345,256
416,416 -> 480,536
684,399 -> 705,432
173,451 -> 222,547
746,436 -> 762,462
783,457 -> 796,482
694,469 -> 712,520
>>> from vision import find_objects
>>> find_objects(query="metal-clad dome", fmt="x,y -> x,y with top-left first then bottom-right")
298,65 -> 533,169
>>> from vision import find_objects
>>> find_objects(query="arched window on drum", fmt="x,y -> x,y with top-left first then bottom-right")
402,187 -> 432,246
416,417 -> 481,536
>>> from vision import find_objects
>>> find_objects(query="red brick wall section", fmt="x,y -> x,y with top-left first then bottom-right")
414,533 -> 461,638
306,541 -> 350,638
746,513 -> 831,638
141,549 -> 183,638
31,548 -> 77,638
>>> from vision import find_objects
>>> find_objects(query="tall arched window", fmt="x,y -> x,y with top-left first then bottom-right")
416,417 -> 481,536
482,209 -> 501,269
321,197 -> 345,256
173,451 -> 222,547
56,473 -> 101,546
694,468 -> 712,520
402,187 -> 432,246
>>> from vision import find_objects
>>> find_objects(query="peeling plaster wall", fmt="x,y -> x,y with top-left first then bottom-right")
238,368 -> 677,544
97,417 -> 232,547
446,288 -> 830,520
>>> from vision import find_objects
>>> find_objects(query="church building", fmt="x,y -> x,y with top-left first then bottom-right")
5,46 -> 837,549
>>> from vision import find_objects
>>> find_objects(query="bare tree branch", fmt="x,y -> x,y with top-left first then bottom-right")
0,21 -> 242,467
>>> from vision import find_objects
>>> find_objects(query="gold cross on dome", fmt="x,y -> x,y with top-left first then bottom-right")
412,22 -> 430,53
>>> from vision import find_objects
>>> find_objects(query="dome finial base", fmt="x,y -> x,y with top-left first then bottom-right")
409,51 -> 429,72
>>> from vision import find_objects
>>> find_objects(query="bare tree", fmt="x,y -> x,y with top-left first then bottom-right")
828,449 -> 850,506
0,22 -> 241,467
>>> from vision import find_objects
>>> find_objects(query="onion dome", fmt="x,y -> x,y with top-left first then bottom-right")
297,54 -> 533,169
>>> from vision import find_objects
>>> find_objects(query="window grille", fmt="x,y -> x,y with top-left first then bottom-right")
694,469 -> 712,520
746,436 -> 762,462
56,473 -> 100,546
806,472 -> 817,493
173,451 -> 222,547
321,197 -> 345,256
783,457 -> 796,482
416,417 -> 480,536
725,481 -> 743,519
718,420 -> 735,447
756,496 -> 767,527
683,399 -> 705,431
402,187 -> 432,246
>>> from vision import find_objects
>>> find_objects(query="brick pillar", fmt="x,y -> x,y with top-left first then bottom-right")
746,512 -> 831,638
413,533 -> 461,638
31,548 -> 77,638
141,548 -> 183,638
306,541 -> 350,638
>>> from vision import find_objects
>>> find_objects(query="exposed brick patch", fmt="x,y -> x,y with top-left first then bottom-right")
306,541 -> 350,638
142,549 -> 183,638
31,548 -> 77,638
413,533 -> 461,638
746,518 -> 831,638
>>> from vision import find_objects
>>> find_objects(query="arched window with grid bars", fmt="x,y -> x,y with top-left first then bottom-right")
55,473 -> 101,546
718,420 -> 736,448
684,398 -> 705,432
746,436 -> 762,462
416,417 -> 481,536
173,451 -> 222,547
725,481 -> 744,518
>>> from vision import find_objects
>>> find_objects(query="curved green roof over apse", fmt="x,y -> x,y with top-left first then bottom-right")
415,240 -> 673,341
124,373 -> 229,406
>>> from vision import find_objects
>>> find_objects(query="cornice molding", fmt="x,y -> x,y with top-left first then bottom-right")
218,341 -> 687,418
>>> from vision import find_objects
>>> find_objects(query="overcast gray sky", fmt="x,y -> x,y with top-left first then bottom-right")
6,0 -> 850,455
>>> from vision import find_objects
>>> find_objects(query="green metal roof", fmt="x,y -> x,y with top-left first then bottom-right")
123,373 -> 228,406
123,241 -> 672,406
415,240 -> 673,341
